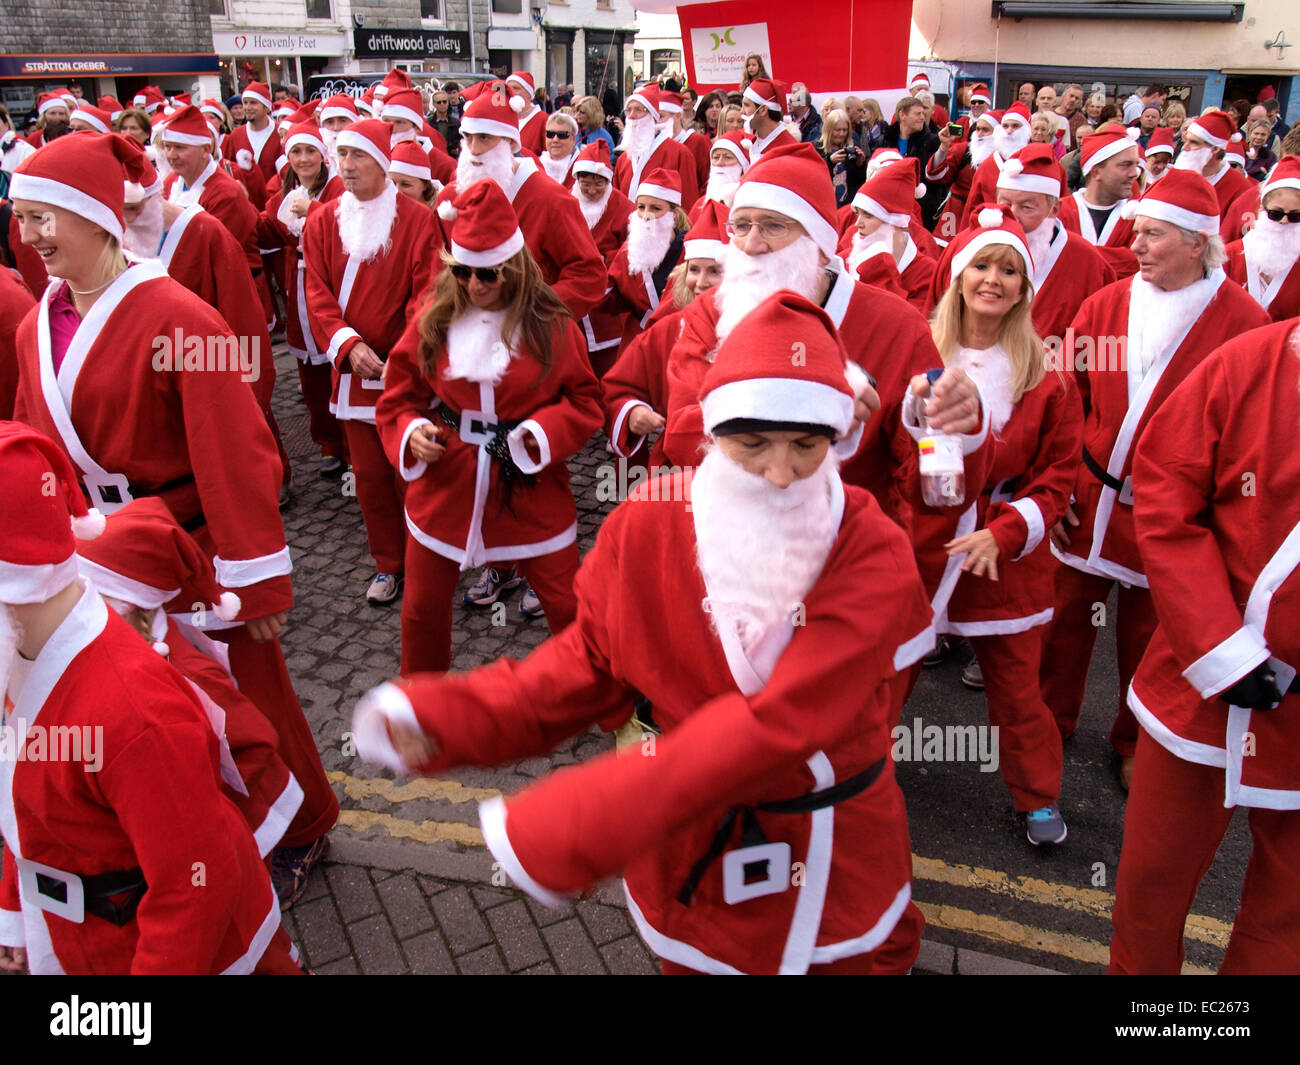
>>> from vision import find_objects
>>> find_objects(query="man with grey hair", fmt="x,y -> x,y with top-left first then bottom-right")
789,82 -> 821,145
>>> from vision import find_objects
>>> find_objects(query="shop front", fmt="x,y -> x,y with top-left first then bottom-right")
211,29 -> 349,101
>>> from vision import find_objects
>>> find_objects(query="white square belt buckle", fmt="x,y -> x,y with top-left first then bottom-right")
1118,476 -> 1135,506
459,409 -> 497,446
82,472 -> 133,514
722,842 -> 791,905
17,858 -> 85,924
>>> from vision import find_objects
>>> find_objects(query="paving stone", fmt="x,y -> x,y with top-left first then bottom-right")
576,901 -> 631,946
525,896 -> 576,928
915,938 -> 955,975
293,895 -> 350,967
519,961 -> 558,974
348,913 -> 407,975
375,874 -> 436,939
541,918 -> 606,975
402,930 -> 457,975
315,957 -> 361,975
484,900 -> 551,971
456,945 -> 508,974
429,886 -> 494,955
325,864 -> 382,923
470,885 -> 516,910
599,935 -> 660,975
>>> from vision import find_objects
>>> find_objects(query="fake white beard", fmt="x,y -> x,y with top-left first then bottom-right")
848,226 -> 896,272
277,185 -> 312,240
1173,146 -> 1212,173
1023,216 -> 1055,275
337,181 -> 398,263
539,149 -> 576,184
391,127 -> 418,145
321,126 -> 340,167
1128,271 -> 1219,377
952,343 -> 1014,434
706,164 -> 741,206
968,132 -> 996,169
148,142 -> 171,182
456,139 -> 516,192
444,308 -> 515,385
0,604 -> 20,709
626,210 -> 677,275
619,114 -> 656,164
572,182 -> 612,229
993,125 -> 1030,161
692,444 -> 839,655
713,236 -> 825,346
1242,214 -> 1300,281
122,193 -> 164,259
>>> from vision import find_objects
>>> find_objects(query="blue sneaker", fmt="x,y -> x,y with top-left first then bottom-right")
1026,804 -> 1068,846
462,566 -> 522,607
519,584 -> 544,619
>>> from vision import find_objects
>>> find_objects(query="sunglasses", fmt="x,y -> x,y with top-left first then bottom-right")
450,263 -> 503,283
545,129 -> 572,139
1265,208 -> 1300,224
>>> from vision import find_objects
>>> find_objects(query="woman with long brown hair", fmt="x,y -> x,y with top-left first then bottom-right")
376,179 -> 602,675
910,206 -> 1082,847
693,91 -> 725,138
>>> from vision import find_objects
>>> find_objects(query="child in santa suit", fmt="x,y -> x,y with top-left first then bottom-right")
0,424 -> 300,975
606,168 -> 691,351
908,207 -> 1083,845
260,120 -> 346,479
570,141 -> 636,374
1112,318 -> 1300,974
374,180 -> 603,676
352,292 -> 937,975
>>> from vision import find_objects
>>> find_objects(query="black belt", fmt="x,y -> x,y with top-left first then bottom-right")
435,404 -> 535,516
677,758 -> 886,907
35,867 -> 147,928
85,474 -> 206,533
1082,446 -> 1124,493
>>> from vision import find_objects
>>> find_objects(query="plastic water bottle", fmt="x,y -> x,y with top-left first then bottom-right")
918,368 -> 966,507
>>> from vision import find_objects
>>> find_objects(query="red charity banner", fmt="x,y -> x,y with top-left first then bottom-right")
676,0 -> 913,94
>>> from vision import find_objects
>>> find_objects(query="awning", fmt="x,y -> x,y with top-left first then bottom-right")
0,53 -> 221,80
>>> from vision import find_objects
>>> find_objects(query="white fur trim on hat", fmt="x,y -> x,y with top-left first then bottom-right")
9,172 -> 125,243
702,377 -> 855,437
572,160 -> 613,181
75,556 -> 177,610
38,97 -> 68,116
712,139 -> 751,171
969,91 -> 991,105
381,103 -> 424,128
70,109 -> 109,133
1126,198 -> 1218,236
452,229 -> 525,268
336,127 -> 389,170
996,163 -> 1062,198
637,181 -> 681,206
320,104 -> 357,124
1262,173 -> 1300,198
390,158 -> 432,182
683,238 -> 724,261
286,131 -> 326,158
242,87 -> 273,110
161,126 -> 214,147
731,179 -> 839,258
950,228 -> 1034,293
200,103 -> 224,121
460,115 -> 521,145
627,92 -> 659,119
1186,119 -> 1227,150
1082,133 -> 1140,176
1145,141 -> 1175,157
742,84 -> 781,113
851,191 -> 909,229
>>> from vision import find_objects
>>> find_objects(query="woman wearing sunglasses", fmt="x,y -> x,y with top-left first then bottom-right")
539,112 -> 581,189
1225,156 -> 1300,322
376,179 -> 603,676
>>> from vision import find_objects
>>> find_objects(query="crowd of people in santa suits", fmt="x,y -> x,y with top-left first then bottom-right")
0,61 -> 1297,977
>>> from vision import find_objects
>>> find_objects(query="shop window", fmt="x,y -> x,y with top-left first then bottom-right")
493,0 -> 523,12
421,0 -> 442,17
305,0 -> 331,19
209,0 -> 227,15
651,50 -> 681,77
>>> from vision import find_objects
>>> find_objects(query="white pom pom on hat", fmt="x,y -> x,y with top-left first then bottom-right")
152,640 -> 170,657
1002,158 -> 1024,177
71,509 -> 106,540
1230,131 -> 1243,143
1126,127 -> 1141,141
914,182 -> 926,198
977,206 -> 1004,228
437,199 -> 458,221
236,148 -> 254,170
214,591 -> 242,623
509,95 -> 526,114
1120,200 -> 1139,220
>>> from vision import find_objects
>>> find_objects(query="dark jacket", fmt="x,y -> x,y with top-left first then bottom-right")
884,120 -> 942,224
820,143 -> 866,208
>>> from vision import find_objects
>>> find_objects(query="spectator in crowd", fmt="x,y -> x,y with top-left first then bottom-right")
820,97 -> 843,125
116,107 -> 151,148
1265,96 -> 1288,147
1134,105 -> 1161,148
1031,112 -> 1066,159
1244,119 -> 1278,183
819,108 -> 866,207
1080,91 -> 1108,135
1019,82 -> 1036,107
574,95 -> 615,156
739,53 -> 768,92
1055,83 -> 1088,146
1122,83 -> 1166,124
443,82 -> 463,121
431,88 -> 461,158
1226,98 -> 1252,131
722,103 -> 745,132
555,84 -> 575,108
884,95 -> 938,163
855,98 -> 887,155
1246,103 -> 1279,155
790,83 -> 822,146
694,91 -> 725,137
1035,85 -> 1057,115
681,86 -> 698,123
226,95 -> 245,125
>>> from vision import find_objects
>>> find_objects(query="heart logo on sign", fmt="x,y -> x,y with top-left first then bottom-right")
234,35 -> 247,49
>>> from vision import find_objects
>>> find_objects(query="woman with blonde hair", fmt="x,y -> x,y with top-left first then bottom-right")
574,95 -> 615,156
911,205 -> 1082,847
819,108 -> 866,206
721,103 -> 745,133
375,179 -> 602,676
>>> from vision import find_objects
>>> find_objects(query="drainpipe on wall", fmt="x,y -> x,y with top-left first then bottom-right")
467,0 -> 478,69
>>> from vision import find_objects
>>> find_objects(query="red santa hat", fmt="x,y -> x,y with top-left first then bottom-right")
683,199 -> 729,262
75,498 -> 241,623
381,89 -> 426,129
973,111 -> 999,133
505,71 -> 535,96
0,423 -> 106,604
1226,138 -> 1246,168
99,96 -> 125,121
375,69 -> 413,101
733,143 -> 840,257
742,78 -> 787,116
636,167 -> 682,207
700,291 -> 855,439
460,80 -> 496,104
199,98 -> 226,123
320,94 -> 360,124
461,84 -> 526,144
69,104 -> 112,133
59,89 -> 78,108
238,82 -> 271,110
658,90 -> 685,115
852,156 -> 925,228
132,86 -> 165,113
37,93 -> 69,117
357,88 -> 376,116
572,139 -> 613,181
997,143 -> 1065,198
1121,168 -> 1220,235
389,140 -> 433,183
1186,109 -> 1241,151
1261,155 -> 1300,199
626,83 -> 662,121
1081,125 -> 1140,175
159,104 -> 216,147
909,72 -> 931,92
711,130 -> 753,172
967,83 -> 991,106
1001,102 -> 1032,128
438,179 -> 526,267
947,204 -> 1033,286
335,118 -> 392,171
284,120 -> 327,159
1145,126 -> 1175,158
11,131 -> 153,243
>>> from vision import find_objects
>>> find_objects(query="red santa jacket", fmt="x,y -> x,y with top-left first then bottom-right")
6,208 -> 48,297
614,132 -> 701,211
0,266 -> 35,419
1051,270 -> 1271,587
925,140 -> 976,242
959,153 -> 1007,231
607,228 -> 685,334
356,467 -> 936,974
301,188 -> 442,422
0,584 -> 284,974
1129,320 -> 1300,807
1057,190 -> 1138,280
163,160 -> 262,273
375,311 -> 602,569
588,187 -> 635,262
13,263 -> 293,621
842,242 -> 911,304
518,107 -> 548,157
1220,183 -> 1260,245
836,202 -> 940,261
748,125 -> 799,165
222,121 -> 283,187
676,128 -> 712,190
1225,240 -> 1300,323
1206,162 -> 1252,222
602,307 -> 686,468
436,158 -> 607,319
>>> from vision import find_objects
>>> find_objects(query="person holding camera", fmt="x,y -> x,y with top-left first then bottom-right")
819,109 -> 866,208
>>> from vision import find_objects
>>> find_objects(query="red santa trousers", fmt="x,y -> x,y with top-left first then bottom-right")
214,628 -> 340,847
969,630 -> 1063,812
255,925 -> 306,974
343,420 -> 407,575
400,540 -> 581,676
1038,563 -> 1158,757
296,360 -> 345,460
1109,728 -> 1300,975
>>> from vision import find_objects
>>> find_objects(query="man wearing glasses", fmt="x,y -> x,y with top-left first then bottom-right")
431,89 -> 461,158
1225,156 -> 1300,322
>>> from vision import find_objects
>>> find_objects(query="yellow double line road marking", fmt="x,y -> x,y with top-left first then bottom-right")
329,771 -> 1229,970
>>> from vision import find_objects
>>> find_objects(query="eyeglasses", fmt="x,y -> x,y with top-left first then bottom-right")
724,218 -> 793,241
1265,208 -> 1300,224
545,129 -> 572,139
450,263 -> 503,283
